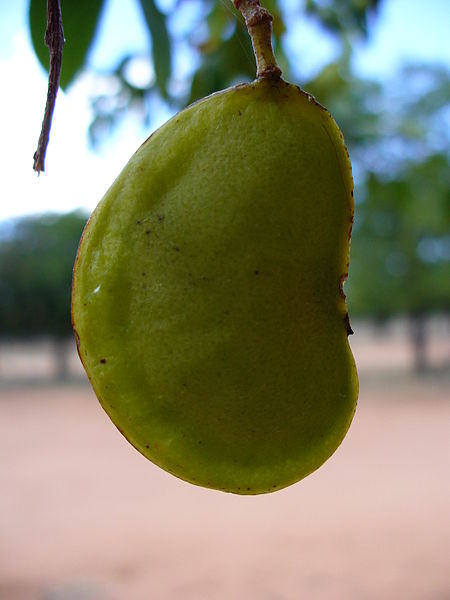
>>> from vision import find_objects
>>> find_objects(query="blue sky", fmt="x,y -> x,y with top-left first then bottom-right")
0,0 -> 449,221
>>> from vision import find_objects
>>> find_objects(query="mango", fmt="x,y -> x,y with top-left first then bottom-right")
72,76 -> 358,494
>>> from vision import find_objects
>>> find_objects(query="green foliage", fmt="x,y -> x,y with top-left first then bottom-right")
348,154 -> 450,319
0,212 -> 87,338
188,22 -> 255,105
138,0 -> 171,98
310,61 -> 450,322
28,0 -> 381,138
305,0 -> 380,37
29,0 -> 105,89
303,53 -> 382,149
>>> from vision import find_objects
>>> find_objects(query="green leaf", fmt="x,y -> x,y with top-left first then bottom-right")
29,0 -> 105,89
137,0 -> 171,98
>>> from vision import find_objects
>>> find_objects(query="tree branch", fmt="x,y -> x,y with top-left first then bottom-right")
233,0 -> 281,80
33,0 -> 65,174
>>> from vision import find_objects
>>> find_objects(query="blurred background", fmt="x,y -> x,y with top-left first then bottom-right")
0,0 -> 449,599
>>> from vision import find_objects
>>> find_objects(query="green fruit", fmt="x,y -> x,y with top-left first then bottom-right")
72,76 -> 358,494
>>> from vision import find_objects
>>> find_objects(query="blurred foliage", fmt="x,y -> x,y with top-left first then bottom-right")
348,153 -> 450,319
29,0 -> 106,89
21,0 -> 450,367
28,0 -> 381,141
305,0 -> 379,37
335,64 -> 450,324
0,211 -> 87,339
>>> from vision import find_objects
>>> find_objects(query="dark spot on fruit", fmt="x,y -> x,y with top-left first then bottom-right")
100,358 -> 106,364
254,270 -> 259,275
247,487 -> 251,491
198,440 -> 202,444
142,272 -> 146,276
73,329 -> 80,348
348,214 -> 354,240
350,190 -> 354,197
136,220 -> 142,225
145,229 -> 150,235
344,313 -> 354,336
145,444 -> 150,449
175,246 -> 180,252
157,214 -> 164,222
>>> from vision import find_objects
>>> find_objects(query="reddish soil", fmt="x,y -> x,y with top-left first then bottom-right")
0,376 -> 449,600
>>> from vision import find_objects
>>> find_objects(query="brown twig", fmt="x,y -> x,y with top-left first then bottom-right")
233,0 -> 281,80
33,0 -> 65,174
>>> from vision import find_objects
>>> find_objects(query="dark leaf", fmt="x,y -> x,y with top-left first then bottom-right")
137,0 -> 171,98
29,0 -> 105,88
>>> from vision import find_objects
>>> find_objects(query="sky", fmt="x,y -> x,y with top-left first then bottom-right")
0,0 -> 449,223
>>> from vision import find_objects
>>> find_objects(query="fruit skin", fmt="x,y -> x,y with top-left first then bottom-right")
72,77 -> 358,494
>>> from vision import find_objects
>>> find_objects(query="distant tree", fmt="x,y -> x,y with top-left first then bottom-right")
303,58 -> 450,370
348,154 -> 450,370
0,211 -> 88,379
333,63 -> 450,370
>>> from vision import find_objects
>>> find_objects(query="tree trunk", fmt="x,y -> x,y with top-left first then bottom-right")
52,337 -> 70,381
409,315 -> 428,373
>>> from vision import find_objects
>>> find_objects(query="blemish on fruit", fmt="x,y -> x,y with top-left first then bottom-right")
100,358 -> 106,364
348,215 -> 354,240
344,313 -> 354,336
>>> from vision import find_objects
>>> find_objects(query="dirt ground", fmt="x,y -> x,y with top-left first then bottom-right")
0,334 -> 449,599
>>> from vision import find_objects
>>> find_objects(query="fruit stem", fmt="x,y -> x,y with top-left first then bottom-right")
233,0 -> 282,80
